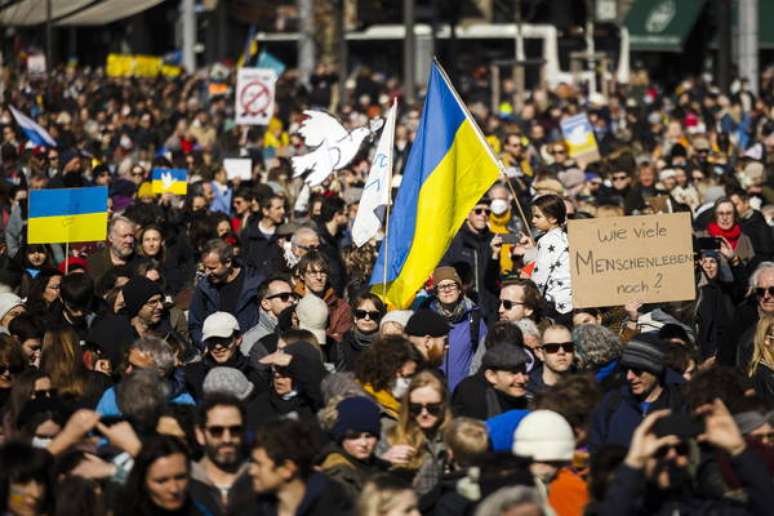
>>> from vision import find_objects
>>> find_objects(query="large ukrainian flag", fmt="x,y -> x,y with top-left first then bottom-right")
28,186 -> 109,244
370,61 -> 500,309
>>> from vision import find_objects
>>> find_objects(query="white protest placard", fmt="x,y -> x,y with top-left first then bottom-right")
235,68 -> 277,125
27,54 -> 47,78
223,158 -> 252,181
568,212 -> 696,308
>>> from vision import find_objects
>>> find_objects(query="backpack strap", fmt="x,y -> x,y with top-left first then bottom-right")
469,309 -> 482,352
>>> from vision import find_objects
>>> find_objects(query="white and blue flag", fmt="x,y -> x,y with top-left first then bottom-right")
10,106 -> 57,147
351,99 -> 397,248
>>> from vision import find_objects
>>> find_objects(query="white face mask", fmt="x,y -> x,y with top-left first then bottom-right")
391,377 -> 411,399
31,436 -> 52,449
490,199 -> 510,215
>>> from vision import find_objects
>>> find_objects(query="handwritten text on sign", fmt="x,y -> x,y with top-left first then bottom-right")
568,213 -> 696,308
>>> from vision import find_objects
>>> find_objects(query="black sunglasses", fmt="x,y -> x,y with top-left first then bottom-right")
408,402 -> 444,417
474,208 -> 491,216
654,441 -> 690,459
756,287 -> 774,298
541,342 -> 574,354
354,309 -> 382,321
32,388 -> 57,399
499,299 -> 524,310
266,292 -> 296,302
612,174 -> 629,181
205,425 -> 243,438
0,364 -> 23,376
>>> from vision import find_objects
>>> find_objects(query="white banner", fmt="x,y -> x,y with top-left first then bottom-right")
235,68 -> 277,126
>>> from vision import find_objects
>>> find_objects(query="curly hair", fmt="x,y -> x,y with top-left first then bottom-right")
681,366 -> 748,412
354,335 -> 420,392
572,324 -> 622,370
342,244 -> 378,285
532,373 -> 602,436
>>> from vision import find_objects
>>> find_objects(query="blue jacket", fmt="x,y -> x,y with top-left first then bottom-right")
210,181 -> 232,215
589,382 -> 686,453
427,298 -> 487,393
188,266 -> 264,348
96,383 -> 195,416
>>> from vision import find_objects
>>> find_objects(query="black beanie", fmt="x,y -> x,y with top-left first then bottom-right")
122,276 -> 163,318
405,308 -> 450,338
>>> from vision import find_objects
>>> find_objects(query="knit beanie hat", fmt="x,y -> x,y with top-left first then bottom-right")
0,293 -> 23,322
203,367 -> 254,401
620,333 -> 665,376
331,396 -> 381,443
432,266 -> 462,288
512,410 -> 575,461
379,310 -> 413,330
121,276 -> 163,318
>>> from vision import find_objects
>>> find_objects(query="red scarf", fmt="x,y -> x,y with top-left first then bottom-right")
707,222 -> 742,250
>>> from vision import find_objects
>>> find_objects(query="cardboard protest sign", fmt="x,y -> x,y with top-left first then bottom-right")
235,68 -> 277,125
568,212 -> 695,308
223,158 -> 252,181
560,113 -> 600,165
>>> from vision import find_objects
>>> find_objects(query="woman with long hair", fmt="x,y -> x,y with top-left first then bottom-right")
2,369 -> 51,439
116,435 -> 207,516
15,244 -> 55,297
746,315 -> 774,402
379,370 -> 452,495
24,269 -> 63,318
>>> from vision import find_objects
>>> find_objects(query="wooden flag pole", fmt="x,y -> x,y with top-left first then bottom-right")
498,166 -> 534,245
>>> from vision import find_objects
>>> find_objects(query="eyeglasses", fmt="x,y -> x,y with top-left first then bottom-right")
31,388 -> 57,399
474,208 -> 491,216
436,283 -> 459,293
295,243 -> 320,251
408,402 -> 444,417
205,425 -> 243,438
654,441 -> 690,459
131,170 -> 145,177
541,342 -> 574,354
612,175 -> 629,181
756,287 -> 774,298
499,299 -> 524,310
0,364 -> 23,376
266,292 -> 296,303
354,309 -> 382,321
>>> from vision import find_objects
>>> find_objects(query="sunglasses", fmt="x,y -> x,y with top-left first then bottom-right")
32,388 -> 57,399
205,424 -> 243,438
550,149 -> 566,155
266,292 -> 296,302
409,402 -> 444,417
541,342 -> 574,354
207,338 -> 235,351
654,441 -> 690,459
474,208 -> 491,216
499,299 -> 524,310
272,365 -> 291,377
756,287 -> 774,298
0,364 -> 23,376
612,175 -> 629,181
354,309 -> 382,321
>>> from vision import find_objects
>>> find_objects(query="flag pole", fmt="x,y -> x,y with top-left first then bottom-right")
64,242 -> 69,273
381,98 -> 398,298
431,58 -> 534,244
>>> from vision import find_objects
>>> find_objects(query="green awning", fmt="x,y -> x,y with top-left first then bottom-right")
626,0 -> 706,52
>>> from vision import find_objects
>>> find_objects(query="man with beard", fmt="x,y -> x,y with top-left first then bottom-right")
190,394 -> 256,515
589,334 -> 687,452
88,216 -> 136,283
528,325 -> 575,395
189,239 -> 264,348
405,308 -> 451,369
596,401 -> 773,515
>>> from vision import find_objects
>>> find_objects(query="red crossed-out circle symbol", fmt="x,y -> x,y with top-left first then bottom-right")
239,79 -> 271,117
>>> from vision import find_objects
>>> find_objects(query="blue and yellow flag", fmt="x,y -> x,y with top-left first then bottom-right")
370,61 -> 500,309
28,186 -> 108,244
151,168 -> 188,195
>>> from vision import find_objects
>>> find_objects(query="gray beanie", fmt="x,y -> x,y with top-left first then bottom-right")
203,367 -> 254,401
733,410 -> 768,435
620,333 -> 665,376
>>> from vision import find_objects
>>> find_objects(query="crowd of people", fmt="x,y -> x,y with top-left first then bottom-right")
0,58 -> 772,516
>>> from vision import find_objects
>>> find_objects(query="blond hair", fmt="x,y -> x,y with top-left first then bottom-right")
444,417 -> 489,468
749,315 -> 774,377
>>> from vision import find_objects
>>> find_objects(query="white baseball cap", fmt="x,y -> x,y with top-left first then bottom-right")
202,312 -> 240,342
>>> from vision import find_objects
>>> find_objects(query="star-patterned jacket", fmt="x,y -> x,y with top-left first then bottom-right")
531,227 -> 573,313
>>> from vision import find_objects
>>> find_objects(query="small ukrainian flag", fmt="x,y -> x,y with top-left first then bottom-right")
151,168 -> 188,195
28,186 -> 108,244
